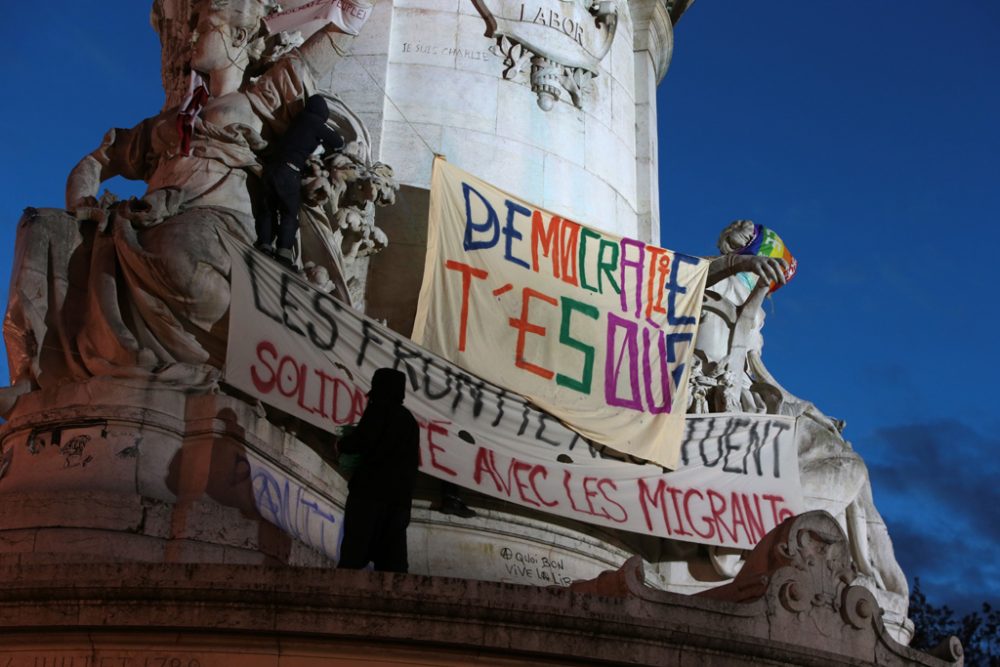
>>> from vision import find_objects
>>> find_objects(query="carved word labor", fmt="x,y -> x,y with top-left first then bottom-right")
518,4 -> 585,45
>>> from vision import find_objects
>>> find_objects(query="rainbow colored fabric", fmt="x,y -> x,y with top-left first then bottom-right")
736,224 -> 798,292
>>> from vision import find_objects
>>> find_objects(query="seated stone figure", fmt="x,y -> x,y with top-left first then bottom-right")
2,0 -> 376,406
688,220 -> 910,638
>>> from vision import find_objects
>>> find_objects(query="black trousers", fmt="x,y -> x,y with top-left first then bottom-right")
338,488 -> 412,573
257,162 -> 301,251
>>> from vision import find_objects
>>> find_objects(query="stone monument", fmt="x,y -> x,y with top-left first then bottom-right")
0,0 -> 937,663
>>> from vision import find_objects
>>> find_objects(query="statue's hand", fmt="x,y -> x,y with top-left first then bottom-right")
746,255 -> 789,287
707,252 -> 789,288
67,195 -> 98,214
69,195 -> 106,224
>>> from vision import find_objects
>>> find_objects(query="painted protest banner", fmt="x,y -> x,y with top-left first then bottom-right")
222,234 -> 802,550
412,159 -> 710,470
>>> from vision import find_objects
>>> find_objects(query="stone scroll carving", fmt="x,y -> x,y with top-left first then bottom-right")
701,512 -> 961,666
0,0 -> 395,411
572,512 -> 962,667
475,0 -> 623,110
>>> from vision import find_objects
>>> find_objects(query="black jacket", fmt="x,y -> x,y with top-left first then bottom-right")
276,94 -> 345,170
339,389 -> 420,500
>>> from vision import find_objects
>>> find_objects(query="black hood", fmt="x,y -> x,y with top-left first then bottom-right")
304,94 -> 329,121
368,367 -> 406,404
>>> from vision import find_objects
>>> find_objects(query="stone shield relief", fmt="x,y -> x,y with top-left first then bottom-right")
472,0 -> 622,110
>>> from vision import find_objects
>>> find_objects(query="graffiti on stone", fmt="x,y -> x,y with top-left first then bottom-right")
247,456 -> 342,561
497,544 -> 573,585
59,435 -> 93,469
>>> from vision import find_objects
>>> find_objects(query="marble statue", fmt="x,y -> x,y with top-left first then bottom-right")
1,0 -> 395,408
688,220 -> 910,630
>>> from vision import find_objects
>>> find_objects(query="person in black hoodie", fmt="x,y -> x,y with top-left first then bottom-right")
337,367 -> 420,573
256,94 -> 345,269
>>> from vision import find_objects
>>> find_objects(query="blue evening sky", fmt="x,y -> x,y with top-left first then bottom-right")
1,2 -> 997,616
658,2 -> 999,616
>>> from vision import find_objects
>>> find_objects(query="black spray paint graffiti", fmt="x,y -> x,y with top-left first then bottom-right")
20,421 -> 144,470
498,546 -> 573,585
59,434 -> 93,468
679,417 -> 791,478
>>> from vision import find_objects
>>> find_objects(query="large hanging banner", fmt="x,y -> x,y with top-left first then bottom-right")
412,159 -> 710,470
223,235 -> 802,550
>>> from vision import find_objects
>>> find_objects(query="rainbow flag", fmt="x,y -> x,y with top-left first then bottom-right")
736,224 -> 797,292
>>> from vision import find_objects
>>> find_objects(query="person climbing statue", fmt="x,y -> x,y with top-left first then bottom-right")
256,94 -> 345,269
337,367 -> 420,573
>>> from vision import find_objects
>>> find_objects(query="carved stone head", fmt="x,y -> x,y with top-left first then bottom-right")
190,0 -> 272,71
153,0 -> 277,107
717,219 -> 756,254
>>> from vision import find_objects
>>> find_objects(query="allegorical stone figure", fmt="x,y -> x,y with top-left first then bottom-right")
1,0 -> 377,410
337,368 -> 420,572
689,220 -> 909,628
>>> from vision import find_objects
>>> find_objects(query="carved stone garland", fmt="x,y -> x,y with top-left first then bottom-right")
491,35 -> 595,111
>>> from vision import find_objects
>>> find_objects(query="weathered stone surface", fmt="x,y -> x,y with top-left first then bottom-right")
0,381 -> 337,567
0,374 -> 945,665
0,513 -> 958,666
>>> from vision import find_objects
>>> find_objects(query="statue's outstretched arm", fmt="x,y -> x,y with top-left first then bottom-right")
248,22 -> 365,129
706,253 -> 788,288
298,22 -> 361,83
65,129 -> 122,212
65,120 -> 152,214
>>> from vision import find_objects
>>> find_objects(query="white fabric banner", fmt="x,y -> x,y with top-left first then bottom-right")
412,159 -> 710,469
264,0 -> 373,36
222,235 -> 802,549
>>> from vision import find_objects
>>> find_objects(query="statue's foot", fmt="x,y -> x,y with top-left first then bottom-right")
0,380 -> 32,418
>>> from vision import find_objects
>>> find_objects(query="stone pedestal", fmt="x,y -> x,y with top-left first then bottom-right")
0,380 -> 643,587
0,380 -> 339,568
0,379 -> 918,650
0,512 -> 958,666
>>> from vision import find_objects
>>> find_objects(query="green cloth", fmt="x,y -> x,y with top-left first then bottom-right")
335,424 -> 362,475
